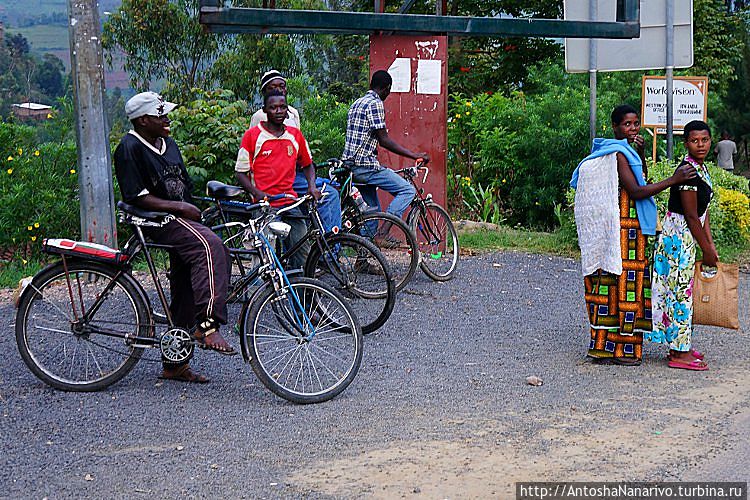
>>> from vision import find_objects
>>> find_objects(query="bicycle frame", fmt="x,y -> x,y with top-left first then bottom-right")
47,202 -> 328,354
206,192 -> 353,300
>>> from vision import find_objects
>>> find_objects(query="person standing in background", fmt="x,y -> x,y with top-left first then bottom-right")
714,130 -> 737,172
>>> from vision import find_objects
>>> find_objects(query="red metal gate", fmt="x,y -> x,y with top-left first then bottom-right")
369,35 -> 448,212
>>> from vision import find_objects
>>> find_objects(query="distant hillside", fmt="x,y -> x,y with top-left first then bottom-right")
1,0 -> 129,90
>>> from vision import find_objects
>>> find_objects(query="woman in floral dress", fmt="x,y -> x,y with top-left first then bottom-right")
647,120 -> 717,371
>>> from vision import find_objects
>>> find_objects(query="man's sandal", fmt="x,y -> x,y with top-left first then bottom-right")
194,320 -> 238,356
159,364 -> 210,384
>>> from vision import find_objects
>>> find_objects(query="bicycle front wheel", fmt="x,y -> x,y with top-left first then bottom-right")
352,212 -> 419,292
304,233 -> 395,334
15,261 -> 150,391
408,202 -> 459,281
241,277 -> 362,404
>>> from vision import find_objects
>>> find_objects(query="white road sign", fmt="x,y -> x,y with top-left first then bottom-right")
564,0 -> 693,73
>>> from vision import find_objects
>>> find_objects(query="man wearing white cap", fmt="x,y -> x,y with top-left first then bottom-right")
249,70 -> 342,233
113,91 -> 236,384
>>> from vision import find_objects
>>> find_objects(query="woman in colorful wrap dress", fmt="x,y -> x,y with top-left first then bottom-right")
571,105 -> 696,366
646,120 -> 716,371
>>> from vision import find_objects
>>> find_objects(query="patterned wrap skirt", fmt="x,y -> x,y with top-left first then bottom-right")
584,189 -> 652,361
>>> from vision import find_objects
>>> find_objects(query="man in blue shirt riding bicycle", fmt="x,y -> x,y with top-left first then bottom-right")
342,70 -> 430,247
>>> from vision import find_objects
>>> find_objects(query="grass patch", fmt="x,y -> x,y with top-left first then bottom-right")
460,226 -> 750,267
7,25 -> 68,52
0,259 -> 46,290
459,227 -> 580,257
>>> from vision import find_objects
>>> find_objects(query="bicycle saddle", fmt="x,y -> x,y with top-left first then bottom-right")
117,201 -> 173,227
206,180 -> 245,200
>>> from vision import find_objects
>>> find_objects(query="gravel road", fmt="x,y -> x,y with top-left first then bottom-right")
1,252 -> 748,498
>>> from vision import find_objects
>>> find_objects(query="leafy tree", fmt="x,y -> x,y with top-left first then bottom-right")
102,0 -> 222,100
692,0 -> 745,97
711,8 -> 750,169
0,33 -> 68,116
35,54 -> 66,98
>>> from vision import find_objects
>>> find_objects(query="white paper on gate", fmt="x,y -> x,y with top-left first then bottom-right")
416,59 -> 441,95
388,58 -> 411,93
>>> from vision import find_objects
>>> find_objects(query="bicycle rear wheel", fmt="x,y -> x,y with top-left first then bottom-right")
304,233 -> 395,334
352,212 -> 419,292
15,260 -> 150,391
241,277 -> 362,404
407,202 -> 459,281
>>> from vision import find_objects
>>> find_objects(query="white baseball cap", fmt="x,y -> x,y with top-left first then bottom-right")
125,91 -> 177,120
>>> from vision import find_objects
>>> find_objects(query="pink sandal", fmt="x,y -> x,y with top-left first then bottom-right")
667,349 -> 704,361
667,358 -> 709,371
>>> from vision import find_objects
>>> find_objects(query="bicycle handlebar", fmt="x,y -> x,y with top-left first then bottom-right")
394,163 -> 429,183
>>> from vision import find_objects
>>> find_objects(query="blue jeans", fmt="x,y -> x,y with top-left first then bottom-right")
293,173 -> 342,233
352,166 -> 416,219
273,205 -> 309,270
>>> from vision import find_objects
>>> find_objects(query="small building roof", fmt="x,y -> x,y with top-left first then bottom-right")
12,102 -> 53,110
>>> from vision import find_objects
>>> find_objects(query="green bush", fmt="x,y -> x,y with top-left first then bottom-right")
296,91 -> 349,163
169,88 -> 251,190
448,62 -> 644,229
0,129 -> 79,259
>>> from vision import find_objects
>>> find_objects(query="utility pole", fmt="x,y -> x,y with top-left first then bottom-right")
67,0 -> 116,246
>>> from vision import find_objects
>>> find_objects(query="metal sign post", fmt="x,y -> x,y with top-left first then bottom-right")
666,0 -> 675,160
589,0 -> 598,144
370,35 -> 448,210
68,0 -> 116,246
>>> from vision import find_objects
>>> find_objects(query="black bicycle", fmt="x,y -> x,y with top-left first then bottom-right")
201,181 -> 396,334
396,161 -> 459,281
321,159 -> 420,292
15,199 -> 362,404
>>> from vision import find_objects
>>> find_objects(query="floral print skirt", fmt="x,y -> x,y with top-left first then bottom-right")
646,211 -> 702,352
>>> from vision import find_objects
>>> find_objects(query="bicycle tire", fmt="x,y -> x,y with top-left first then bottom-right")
407,202 -> 459,281
15,260 -> 150,391
303,233 -> 395,334
241,277 -> 362,404
351,212 -> 419,292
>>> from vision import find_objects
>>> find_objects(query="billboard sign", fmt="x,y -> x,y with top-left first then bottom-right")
641,76 -> 708,132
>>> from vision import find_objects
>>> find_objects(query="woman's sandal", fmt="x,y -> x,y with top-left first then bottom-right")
194,321 -> 238,356
667,358 -> 709,371
667,349 -> 704,361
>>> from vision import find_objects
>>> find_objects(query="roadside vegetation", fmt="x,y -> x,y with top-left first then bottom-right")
1,0 -> 749,288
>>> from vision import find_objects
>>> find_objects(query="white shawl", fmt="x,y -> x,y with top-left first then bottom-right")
573,153 -> 621,276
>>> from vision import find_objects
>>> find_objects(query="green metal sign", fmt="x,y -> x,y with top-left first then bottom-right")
199,0 -> 640,38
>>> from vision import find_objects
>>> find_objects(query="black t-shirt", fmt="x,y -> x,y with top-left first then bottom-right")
113,132 -> 193,204
666,159 -> 712,217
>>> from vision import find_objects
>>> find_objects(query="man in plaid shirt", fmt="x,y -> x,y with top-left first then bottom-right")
342,70 -> 430,246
